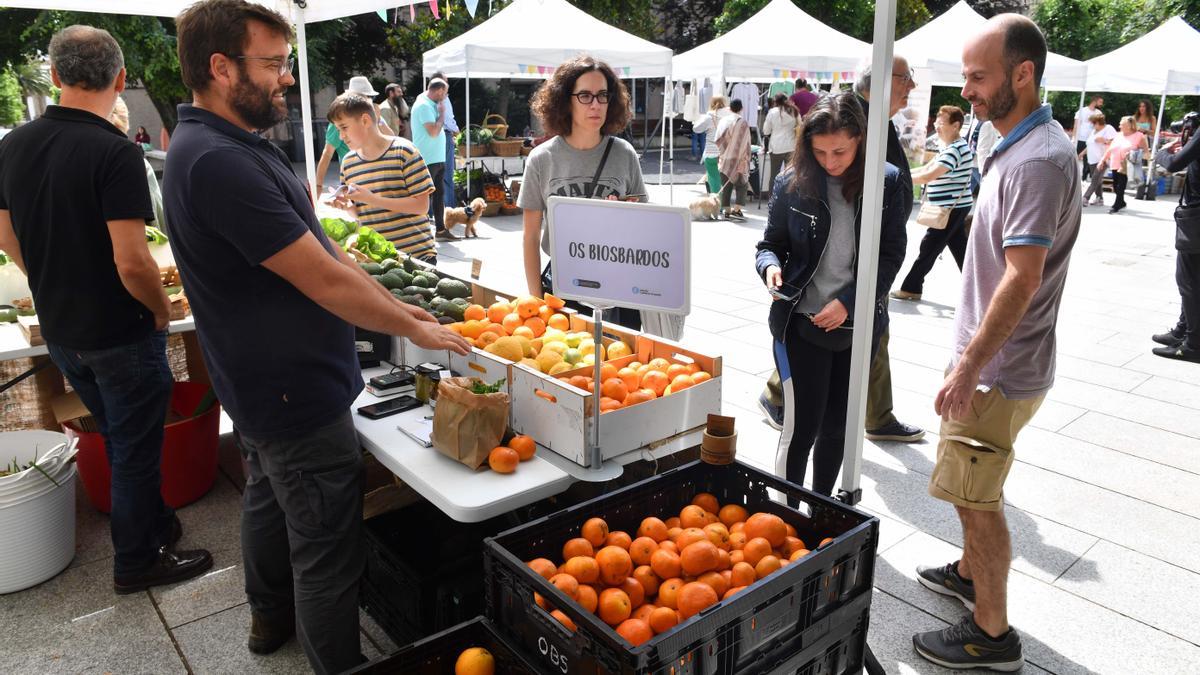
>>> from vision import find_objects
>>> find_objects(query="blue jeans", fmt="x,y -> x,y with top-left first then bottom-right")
443,129 -> 456,199
48,330 -> 174,576
692,130 -> 706,158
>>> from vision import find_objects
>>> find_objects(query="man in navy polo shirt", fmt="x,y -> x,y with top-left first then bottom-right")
0,26 -> 212,595
165,2 -> 468,672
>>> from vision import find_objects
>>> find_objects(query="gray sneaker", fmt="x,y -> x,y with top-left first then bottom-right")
917,561 -> 976,610
757,393 -> 783,431
913,615 -> 1024,671
865,420 -> 925,443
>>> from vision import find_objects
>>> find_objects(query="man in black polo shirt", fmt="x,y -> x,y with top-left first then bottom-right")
166,3 -> 468,672
0,26 -> 213,593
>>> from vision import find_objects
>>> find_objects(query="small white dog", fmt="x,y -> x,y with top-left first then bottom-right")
689,193 -> 720,221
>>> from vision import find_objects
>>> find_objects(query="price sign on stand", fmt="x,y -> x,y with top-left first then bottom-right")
545,196 -> 691,471
546,197 -> 691,315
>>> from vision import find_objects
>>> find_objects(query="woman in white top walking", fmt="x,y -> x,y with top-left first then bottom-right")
762,93 -> 800,190
690,95 -> 730,195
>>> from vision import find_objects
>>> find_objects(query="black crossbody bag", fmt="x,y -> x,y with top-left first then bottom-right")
541,138 -> 615,291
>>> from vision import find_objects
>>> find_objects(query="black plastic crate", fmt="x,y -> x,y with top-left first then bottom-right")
346,616 -> 540,674
484,460 -> 878,675
360,500 -> 502,645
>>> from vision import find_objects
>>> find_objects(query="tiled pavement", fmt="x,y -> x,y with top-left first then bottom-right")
2,182 -> 1197,674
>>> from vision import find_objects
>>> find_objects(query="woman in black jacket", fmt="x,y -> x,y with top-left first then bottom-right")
1153,111 -> 1200,362
754,93 -> 908,496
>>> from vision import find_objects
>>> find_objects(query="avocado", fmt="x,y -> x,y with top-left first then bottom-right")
379,272 -> 408,290
402,286 -> 435,300
451,297 -> 470,308
409,275 -> 431,289
437,300 -> 465,321
418,271 -> 440,286
402,256 -> 418,274
437,315 -> 456,325
0,308 -> 16,323
436,278 -> 472,300
379,258 -> 400,271
396,294 -> 422,305
361,262 -> 384,275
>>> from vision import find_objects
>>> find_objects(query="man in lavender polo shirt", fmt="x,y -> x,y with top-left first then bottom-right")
911,15 -> 1081,672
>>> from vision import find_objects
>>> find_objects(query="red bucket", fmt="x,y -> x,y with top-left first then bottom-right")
66,381 -> 221,514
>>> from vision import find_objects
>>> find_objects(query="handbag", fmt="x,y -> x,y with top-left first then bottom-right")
795,313 -> 853,351
916,179 -> 972,229
1175,200 -> 1200,253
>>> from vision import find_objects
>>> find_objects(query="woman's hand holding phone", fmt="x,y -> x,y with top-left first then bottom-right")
765,265 -> 782,291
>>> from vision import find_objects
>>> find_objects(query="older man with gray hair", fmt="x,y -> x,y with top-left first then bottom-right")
0,25 -> 213,594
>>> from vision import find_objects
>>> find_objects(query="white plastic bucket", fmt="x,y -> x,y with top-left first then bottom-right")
0,431 -> 77,594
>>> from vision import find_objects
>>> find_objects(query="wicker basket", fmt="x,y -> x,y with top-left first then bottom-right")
482,201 -> 503,217
483,113 -> 509,139
520,144 -> 533,156
490,138 -> 524,157
457,143 -> 489,158
509,179 -> 521,204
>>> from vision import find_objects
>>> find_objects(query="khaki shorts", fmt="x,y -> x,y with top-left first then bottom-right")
928,387 -> 1045,511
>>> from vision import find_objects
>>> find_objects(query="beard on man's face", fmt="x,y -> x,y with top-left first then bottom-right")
976,72 -> 1017,122
230,65 -> 288,130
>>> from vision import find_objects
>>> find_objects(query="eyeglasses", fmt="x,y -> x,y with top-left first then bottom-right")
571,90 -> 610,105
231,54 -> 295,76
892,72 -> 916,87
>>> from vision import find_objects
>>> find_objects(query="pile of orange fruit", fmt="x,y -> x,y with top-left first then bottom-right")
557,358 -> 713,413
448,293 -> 568,346
524,493 -> 832,646
487,434 -> 536,474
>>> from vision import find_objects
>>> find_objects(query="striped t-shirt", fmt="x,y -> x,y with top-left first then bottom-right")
340,137 -> 436,259
926,138 -> 975,208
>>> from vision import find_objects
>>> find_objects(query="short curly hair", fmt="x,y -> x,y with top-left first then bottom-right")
530,55 -> 631,137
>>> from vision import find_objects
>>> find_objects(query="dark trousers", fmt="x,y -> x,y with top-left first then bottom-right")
900,206 -> 970,294
719,171 -> 748,209
769,152 -> 792,191
427,162 -> 446,232
47,330 -> 174,576
1113,171 -> 1128,210
238,412 -> 365,675
1083,162 -> 1106,203
764,325 -> 896,430
1179,251 -> 1200,350
773,323 -> 851,496
1077,141 -> 1089,180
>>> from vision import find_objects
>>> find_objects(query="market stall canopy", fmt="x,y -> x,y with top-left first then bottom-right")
422,0 -> 673,79
671,0 -> 869,84
898,1 -> 1086,89
0,0 -> 422,22
1083,16 -> 1200,95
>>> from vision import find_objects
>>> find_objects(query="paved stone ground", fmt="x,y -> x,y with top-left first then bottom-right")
3,176 -> 1197,674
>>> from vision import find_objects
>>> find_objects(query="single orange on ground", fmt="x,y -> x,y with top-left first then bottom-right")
515,296 -> 541,319
598,588 -> 632,626
528,558 -> 557,580
629,536 -> 658,566
730,561 -> 756,587
680,541 -> 720,576
679,505 -> 708,529
563,556 -> 600,584
508,435 -> 536,462
455,646 -> 495,675
576,584 -> 598,613
691,493 -> 720,515
604,530 -> 633,550
562,537 -> 594,560
581,517 -> 609,547
544,292 -> 566,309
674,527 -> 708,551
657,578 -> 684,609
550,609 -> 577,632
650,549 -> 682,580
744,513 -> 788,548
595,545 -> 633,586
697,571 -> 729,598
619,577 -> 645,609
632,603 -> 656,624
637,517 -> 669,543
755,555 -> 782,580
615,618 -> 653,646
677,582 -> 719,619
632,565 -> 660,597
600,378 -> 628,403
741,537 -> 772,566
648,606 -> 679,635
487,446 -> 518,474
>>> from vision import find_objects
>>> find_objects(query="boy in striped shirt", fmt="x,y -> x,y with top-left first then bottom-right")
327,93 -> 438,263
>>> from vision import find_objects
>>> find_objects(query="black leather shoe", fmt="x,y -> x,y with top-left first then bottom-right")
1152,345 -> 1200,363
248,609 -> 296,655
1152,330 -> 1185,347
113,546 -> 213,594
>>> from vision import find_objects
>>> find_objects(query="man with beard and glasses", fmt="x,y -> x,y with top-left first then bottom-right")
911,15 -> 1080,672
164,2 -> 469,672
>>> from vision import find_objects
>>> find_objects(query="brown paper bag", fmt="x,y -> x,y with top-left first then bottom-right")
431,377 -> 510,470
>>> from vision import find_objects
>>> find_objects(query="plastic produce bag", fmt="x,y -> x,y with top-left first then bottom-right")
431,377 -> 509,470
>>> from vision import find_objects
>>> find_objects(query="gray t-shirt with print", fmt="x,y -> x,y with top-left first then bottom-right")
797,176 -> 856,314
953,109 -> 1081,399
517,135 -> 647,254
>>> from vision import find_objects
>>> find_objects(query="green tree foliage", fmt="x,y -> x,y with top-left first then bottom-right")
714,0 -> 931,43
0,67 -> 25,126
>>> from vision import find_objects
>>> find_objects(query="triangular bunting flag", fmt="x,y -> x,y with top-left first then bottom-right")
376,9 -> 386,21
464,0 -> 478,17
429,0 -> 439,19
410,3 -> 415,21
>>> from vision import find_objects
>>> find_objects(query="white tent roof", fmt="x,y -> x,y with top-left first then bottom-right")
671,0 -> 869,84
0,0 -> 419,23
1084,16 -> 1200,95
422,0 -> 672,79
899,1 -> 1086,90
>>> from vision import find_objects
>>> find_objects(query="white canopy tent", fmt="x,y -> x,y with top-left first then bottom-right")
420,0 -> 676,199
671,0 -> 870,85
0,0 -> 425,193
899,1 -> 1087,90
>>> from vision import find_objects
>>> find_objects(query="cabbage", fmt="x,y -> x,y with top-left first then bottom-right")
320,217 -> 354,244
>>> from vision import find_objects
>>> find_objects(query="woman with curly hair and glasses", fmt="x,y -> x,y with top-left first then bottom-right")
517,54 -> 647,331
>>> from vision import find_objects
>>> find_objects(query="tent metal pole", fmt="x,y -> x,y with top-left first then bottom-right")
839,0 -> 897,506
1148,85 -> 1168,197
465,67 -> 471,201
666,75 -> 674,205
658,77 -> 666,188
295,14 -> 318,198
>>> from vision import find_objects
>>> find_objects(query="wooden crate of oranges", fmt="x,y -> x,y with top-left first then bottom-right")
482,460 -> 879,674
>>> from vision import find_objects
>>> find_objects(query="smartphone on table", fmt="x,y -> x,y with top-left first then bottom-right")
357,395 -> 422,420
